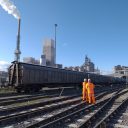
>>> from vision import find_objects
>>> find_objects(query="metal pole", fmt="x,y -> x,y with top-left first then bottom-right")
55,24 -> 57,65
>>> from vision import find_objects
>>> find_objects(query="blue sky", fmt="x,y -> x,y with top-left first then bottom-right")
0,0 -> 128,73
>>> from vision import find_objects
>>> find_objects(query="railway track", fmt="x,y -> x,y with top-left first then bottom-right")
0,86 -> 118,108
0,86 -> 126,128
103,91 -> 128,128
28,91 -> 115,128
0,89 -> 115,128
0,87 -> 79,107
0,95 -> 80,127
24,89 -> 127,128
78,88 -> 128,128
0,94 -> 59,107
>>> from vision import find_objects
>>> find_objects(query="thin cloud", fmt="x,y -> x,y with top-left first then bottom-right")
62,43 -> 68,47
0,60 -> 10,71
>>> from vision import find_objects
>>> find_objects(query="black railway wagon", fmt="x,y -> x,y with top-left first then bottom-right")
8,61 -> 125,93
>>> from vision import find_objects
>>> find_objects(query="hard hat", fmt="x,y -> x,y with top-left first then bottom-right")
84,78 -> 87,82
88,79 -> 91,82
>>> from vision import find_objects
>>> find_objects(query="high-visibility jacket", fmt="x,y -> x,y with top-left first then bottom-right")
86,82 -> 95,94
82,82 -> 87,87
82,82 -> 88,101
82,82 -> 87,91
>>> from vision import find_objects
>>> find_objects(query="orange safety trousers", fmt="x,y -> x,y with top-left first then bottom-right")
82,82 -> 88,101
86,83 -> 95,104
88,93 -> 95,104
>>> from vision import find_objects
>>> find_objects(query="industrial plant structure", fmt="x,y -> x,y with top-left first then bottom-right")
64,55 -> 96,73
81,55 -> 95,72
113,65 -> 128,83
43,38 -> 55,67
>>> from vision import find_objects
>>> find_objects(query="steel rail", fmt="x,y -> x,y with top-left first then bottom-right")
26,92 -> 110,128
94,96 -> 128,128
0,94 -> 59,106
0,95 -> 79,126
78,89 -> 128,128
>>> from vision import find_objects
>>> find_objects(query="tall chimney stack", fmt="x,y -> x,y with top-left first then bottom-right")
14,19 -> 21,62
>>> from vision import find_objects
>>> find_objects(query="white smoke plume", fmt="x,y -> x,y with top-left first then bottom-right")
0,0 -> 20,19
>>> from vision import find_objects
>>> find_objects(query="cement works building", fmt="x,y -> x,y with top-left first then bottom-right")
113,65 -> 128,83
0,71 -> 8,87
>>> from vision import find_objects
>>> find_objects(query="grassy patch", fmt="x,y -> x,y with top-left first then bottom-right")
0,87 -> 15,93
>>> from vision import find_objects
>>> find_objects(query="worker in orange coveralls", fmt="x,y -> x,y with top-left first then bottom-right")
86,79 -> 96,104
82,78 -> 88,102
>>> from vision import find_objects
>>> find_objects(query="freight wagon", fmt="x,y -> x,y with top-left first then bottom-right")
8,61 -> 125,93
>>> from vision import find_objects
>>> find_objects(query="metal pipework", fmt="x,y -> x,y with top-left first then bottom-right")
14,18 -> 21,62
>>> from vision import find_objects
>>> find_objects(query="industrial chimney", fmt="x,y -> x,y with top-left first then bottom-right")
14,19 -> 21,62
